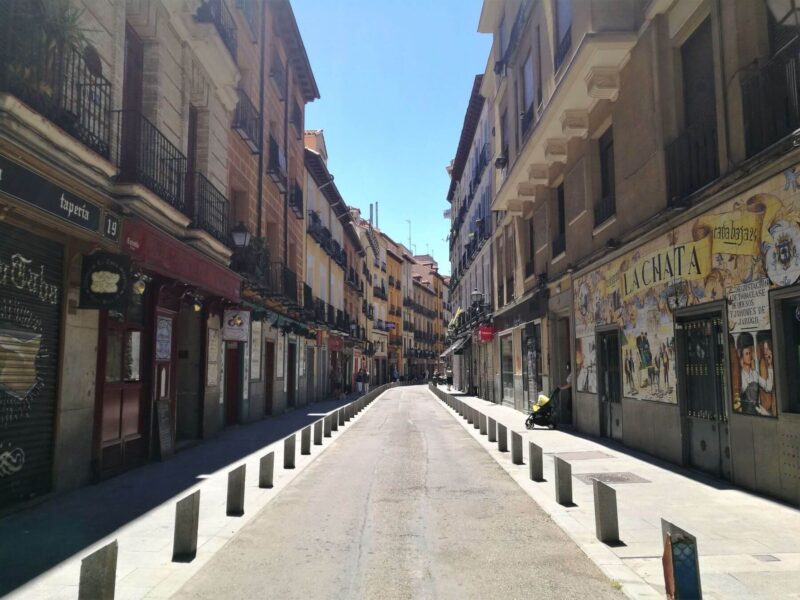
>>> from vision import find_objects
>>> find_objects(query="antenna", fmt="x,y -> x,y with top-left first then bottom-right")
405,219 -> 411,250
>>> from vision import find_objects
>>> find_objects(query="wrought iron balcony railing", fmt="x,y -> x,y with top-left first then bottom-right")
665,122 -> 719,205
0,6 -> 112,158
741,39 -> 800,158
289,180 -> 303,218
267,134 -> 287,191
196,0 -> 238,60
191,172 -> 230,244
232,87 -> 260,153
259,262 -> 299,305
115,110 -> 187,211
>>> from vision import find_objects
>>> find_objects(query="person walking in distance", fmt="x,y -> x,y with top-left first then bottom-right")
356,367 -> 364,395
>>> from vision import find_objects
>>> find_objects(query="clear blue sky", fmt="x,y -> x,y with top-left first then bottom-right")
293,0 -> 491,276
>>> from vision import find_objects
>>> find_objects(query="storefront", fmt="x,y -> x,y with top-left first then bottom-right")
572,166 -> 800,504
91,218 -> 241,474
0,151 -> 122,510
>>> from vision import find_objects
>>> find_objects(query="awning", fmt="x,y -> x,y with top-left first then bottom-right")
440,336 -> 469,358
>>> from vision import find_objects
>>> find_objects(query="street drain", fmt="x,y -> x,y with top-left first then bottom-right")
574,472 -> 650,485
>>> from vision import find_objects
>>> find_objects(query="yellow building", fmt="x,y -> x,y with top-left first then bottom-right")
382,233 -> 404,377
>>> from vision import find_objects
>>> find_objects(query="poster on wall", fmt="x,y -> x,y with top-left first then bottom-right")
573,177 -> 800,409
242,341 -> 250,401
730,331 -> 776,417
250,321 -> 262,380
575,336 -> 597,394
276,335 -> 285,379
156,316 -> 172,361
207,328 -> 220,387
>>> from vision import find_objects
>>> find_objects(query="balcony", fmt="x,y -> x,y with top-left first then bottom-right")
191,172 -> 230,244
741,39 -> 800,158
303,283 -> 314,316
232,88 -> 260,153
0,11 -> 112,158
267,134 -> 287,192
196,0 -> 238,60
289,180 -> 303,218
327,303 -> 336,327
313,297 -> 326,323
665,123 -> 718,205
115,110 -> 187,212
373,286 -> 387,300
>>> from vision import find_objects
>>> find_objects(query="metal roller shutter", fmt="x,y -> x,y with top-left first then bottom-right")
0,222 -> 63,509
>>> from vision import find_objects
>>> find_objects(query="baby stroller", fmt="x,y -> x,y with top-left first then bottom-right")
525,390 -> 558,430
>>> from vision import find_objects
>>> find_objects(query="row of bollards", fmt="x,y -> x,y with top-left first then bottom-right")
431,383 -> 701,597
78,384 -> 393,599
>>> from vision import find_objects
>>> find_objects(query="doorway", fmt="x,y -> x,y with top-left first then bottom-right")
597,330 -> 622,441
287,341 -> 297,408
264,341 -> 275,416
175,303 -> 202,443
306,347 -> 315,403
224,343 -> 240,425
676,312 -> 731,479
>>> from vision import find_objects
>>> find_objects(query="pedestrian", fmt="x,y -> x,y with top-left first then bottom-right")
356,367 -> 364,394
446,364 -> 453,390
363,368 -> 370,393
335,365 -> 344,399
391,366 -> 399,383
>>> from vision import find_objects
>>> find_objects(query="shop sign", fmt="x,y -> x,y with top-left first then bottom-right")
79,252 -> 131,311
478,325 -> 495,341
222,310 -> 250,342
328,335 -> 344,352
727,278 -> 770,333
0,154 -> 120,241
155,316 -> 172,361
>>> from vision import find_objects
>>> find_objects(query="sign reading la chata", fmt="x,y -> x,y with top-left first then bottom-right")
0,154 -> 120,242
79,252 -> 132,311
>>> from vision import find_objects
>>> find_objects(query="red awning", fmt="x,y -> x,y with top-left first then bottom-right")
122,219 -> 241,301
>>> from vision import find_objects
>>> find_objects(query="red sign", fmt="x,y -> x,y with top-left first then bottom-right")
123,219 -> 241,301
478,326 -> 495,342
328,335 -> 344,352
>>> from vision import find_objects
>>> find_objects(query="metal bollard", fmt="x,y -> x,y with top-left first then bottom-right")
529,442 -> 543,481
479,413 -> 487,435
497,423 -> 508,452
284,435 -> 296,469
78,540 -> 118,600
473,411 -> 481,430
554,457 -> 573,506
467,406 -> 474,424
487,417 -> 497,442
330,412 -> 339,432
511,432 -> 523,464
314,419 -> 323,445
301,425 -> 311,455
173,490 -> 200,562
593,479 -> 619,544
338,407 -> 346,426
259,452 -> 275,488
226,464 -> 246,516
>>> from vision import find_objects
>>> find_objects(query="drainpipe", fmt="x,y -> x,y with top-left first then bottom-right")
283,54 -> 290,268
256,0 -> 266,238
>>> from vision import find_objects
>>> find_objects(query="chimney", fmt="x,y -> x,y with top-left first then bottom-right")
375,202 -> 379,229
369,203 -> 373,226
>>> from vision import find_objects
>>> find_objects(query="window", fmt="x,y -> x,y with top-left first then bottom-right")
768,0 -> 800,54
501,334 -> 514,402
521,52 -> 535,137
525,217 -> 535,277
535,26 -> 543,107
499,14 -> 508,57
552,183 -> 566,256
595,126 -> 616,225
554,0 -> 572,69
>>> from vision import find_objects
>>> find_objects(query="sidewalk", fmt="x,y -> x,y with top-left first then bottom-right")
0,390 -> 376,599
432,385 -> 800,600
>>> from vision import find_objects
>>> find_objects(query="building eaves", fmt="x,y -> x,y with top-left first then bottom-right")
269,0 -> 320,102
447,74 -> 484,203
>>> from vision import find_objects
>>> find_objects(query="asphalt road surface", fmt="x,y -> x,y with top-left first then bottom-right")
174,385 -> 621,600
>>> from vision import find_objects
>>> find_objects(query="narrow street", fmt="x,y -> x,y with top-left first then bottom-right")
173,386 -> 620,599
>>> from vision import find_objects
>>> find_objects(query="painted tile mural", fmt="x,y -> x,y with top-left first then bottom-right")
574,166 -> 800,413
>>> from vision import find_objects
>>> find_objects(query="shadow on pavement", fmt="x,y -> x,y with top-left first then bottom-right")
0,393 -> 364,596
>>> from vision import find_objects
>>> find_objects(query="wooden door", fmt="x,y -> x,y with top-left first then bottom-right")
264,341 -> 275,415
225,344 -> 240,425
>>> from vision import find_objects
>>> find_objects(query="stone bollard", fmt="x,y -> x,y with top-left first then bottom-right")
173,490 -> 200,562
473,411 -> 481,430
284,435 -> 296,469
593,479 -> 619,544
511,432 -> 523,464
259,452 -> 275,488
338,407 -> 346,426
529,442 -> 544,481
488,417 -> 497,442
226,464 -> 246,516
314,419 -> 323,445
497,423 -> 508,452
554,457 -> 573,506
78,540 -> 118,600
458,400 -> 464,416
479,413 -> 487,435
301,425 -> 311,455
467,406 -> 474,425
330,412 -> 339,432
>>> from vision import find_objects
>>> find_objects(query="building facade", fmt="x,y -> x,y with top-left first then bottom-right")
467,0 -> 800,505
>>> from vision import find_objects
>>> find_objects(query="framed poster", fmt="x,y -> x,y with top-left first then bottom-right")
276,335 -> 285,378
250,321 -> 262,380
207,328 -> 220,386
156,315 -> 172,361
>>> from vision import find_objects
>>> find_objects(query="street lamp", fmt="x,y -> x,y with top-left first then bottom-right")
231,221 -> 252,249
471,288 -> 484,307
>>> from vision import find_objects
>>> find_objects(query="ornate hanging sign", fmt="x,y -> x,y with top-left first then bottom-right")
79,252 -> 131,311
